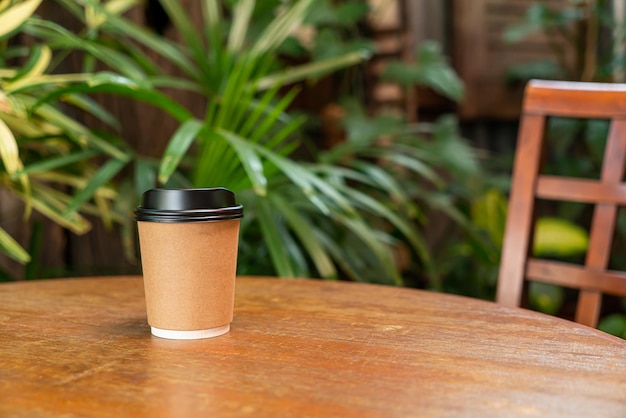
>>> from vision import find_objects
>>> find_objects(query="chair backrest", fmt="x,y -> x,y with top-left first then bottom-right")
496,79 -> 626,328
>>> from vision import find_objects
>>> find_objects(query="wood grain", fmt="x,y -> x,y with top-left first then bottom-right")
0,276 -> 624,417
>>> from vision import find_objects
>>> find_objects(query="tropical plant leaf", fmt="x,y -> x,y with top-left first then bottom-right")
29,171 -> 117,200
255,49 -> 369,90
0,118 -> 30,214
598,313 -> 626,339
4,73 -> 91,94
79,4 -> 200,80
529,282 -> 564,315
84,0 -> 140,29
333,213 -> 401,285
18,149 -> 100,175
383,41 -> 464,102
213,129 -> 267,196
14,184 -> 91,234
158,118 -> 205,185
429,115 -> 479,177
251,0 -> 314,56
0,226 -> 30,264
134,157 -> 157,198
0,0 -> 11,13
0,0 -> 42,40
7,44 -> 51,83
349,160 -> 414,211
94,192 -> 113,229
30,75 -> 193,125
24,18 -> 149,80
339,99 -> 402,145
149,76 -> 199,91
269,193 -> 337,279
383,152 -> 443,188
251,143 -> 354,215
255,196 -> 298,277
0,118 -> 23,177
470,188 -> 508,249
533,217 -> 589,257
310,225 -> 359,280
227,0 -> 255,53
28,101 -> 129,160
338,184 -> 432,278
159,0 -> 211,77
201,0 -> 225,73
61,94 -> 121,130
63,157 -> 129,216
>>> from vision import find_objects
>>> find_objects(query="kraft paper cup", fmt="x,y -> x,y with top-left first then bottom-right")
135,188 -> 243,340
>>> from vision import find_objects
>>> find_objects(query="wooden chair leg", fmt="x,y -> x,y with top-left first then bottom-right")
575,291 -> 602,327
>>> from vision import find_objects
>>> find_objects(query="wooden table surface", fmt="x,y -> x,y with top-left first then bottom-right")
0,276 -> 624,417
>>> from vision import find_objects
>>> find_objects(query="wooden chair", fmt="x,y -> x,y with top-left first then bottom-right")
496,79 -> 626,328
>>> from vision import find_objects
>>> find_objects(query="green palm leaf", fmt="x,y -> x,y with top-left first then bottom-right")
159,0 -> 212,79
227,0 -> 255,53
269,193 -> 337,279
158,119 -> 205,185
256,196 -> 298,277
212,129 -> 267,196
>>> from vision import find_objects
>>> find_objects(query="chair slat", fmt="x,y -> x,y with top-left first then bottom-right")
536,177 -> 626,205
496,114 -> 545,307
525,80 -> 626,118
526,259 -> 626,295
602,119 -> 626,181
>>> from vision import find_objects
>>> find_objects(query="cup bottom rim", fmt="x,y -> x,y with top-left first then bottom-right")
150,324 -> 230,340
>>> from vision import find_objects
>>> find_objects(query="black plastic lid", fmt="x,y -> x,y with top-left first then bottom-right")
135,188 -> 243,223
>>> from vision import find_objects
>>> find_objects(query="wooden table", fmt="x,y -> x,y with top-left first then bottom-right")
0,276 -> 624,417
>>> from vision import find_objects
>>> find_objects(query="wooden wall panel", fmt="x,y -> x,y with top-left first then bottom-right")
452,0 -> 569,120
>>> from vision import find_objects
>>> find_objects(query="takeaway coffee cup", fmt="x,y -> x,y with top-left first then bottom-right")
135,188 -> 243,340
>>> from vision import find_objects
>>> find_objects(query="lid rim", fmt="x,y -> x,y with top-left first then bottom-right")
136,187 -> 243,222
135,216 -> 242,223
135,207 -> 243,223
135,206 -> 243,214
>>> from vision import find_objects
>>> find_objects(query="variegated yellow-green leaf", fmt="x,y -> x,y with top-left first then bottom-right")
20,184 -> 92,234
0,0 -> 43,40
5,73 -> 90,94
0,69 -> 16,79
0,0 -> 12,13
0,92 -> 21,116
0,118 -> 32,216
85,5 -> 99,30
104,0 -> 140,16
0,226 -> 30,264
7,44 -> 51,84
85,0 -> 139,29
0,118 -> 23,176
0,113 -> 60,137
30,171 -> 117,200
